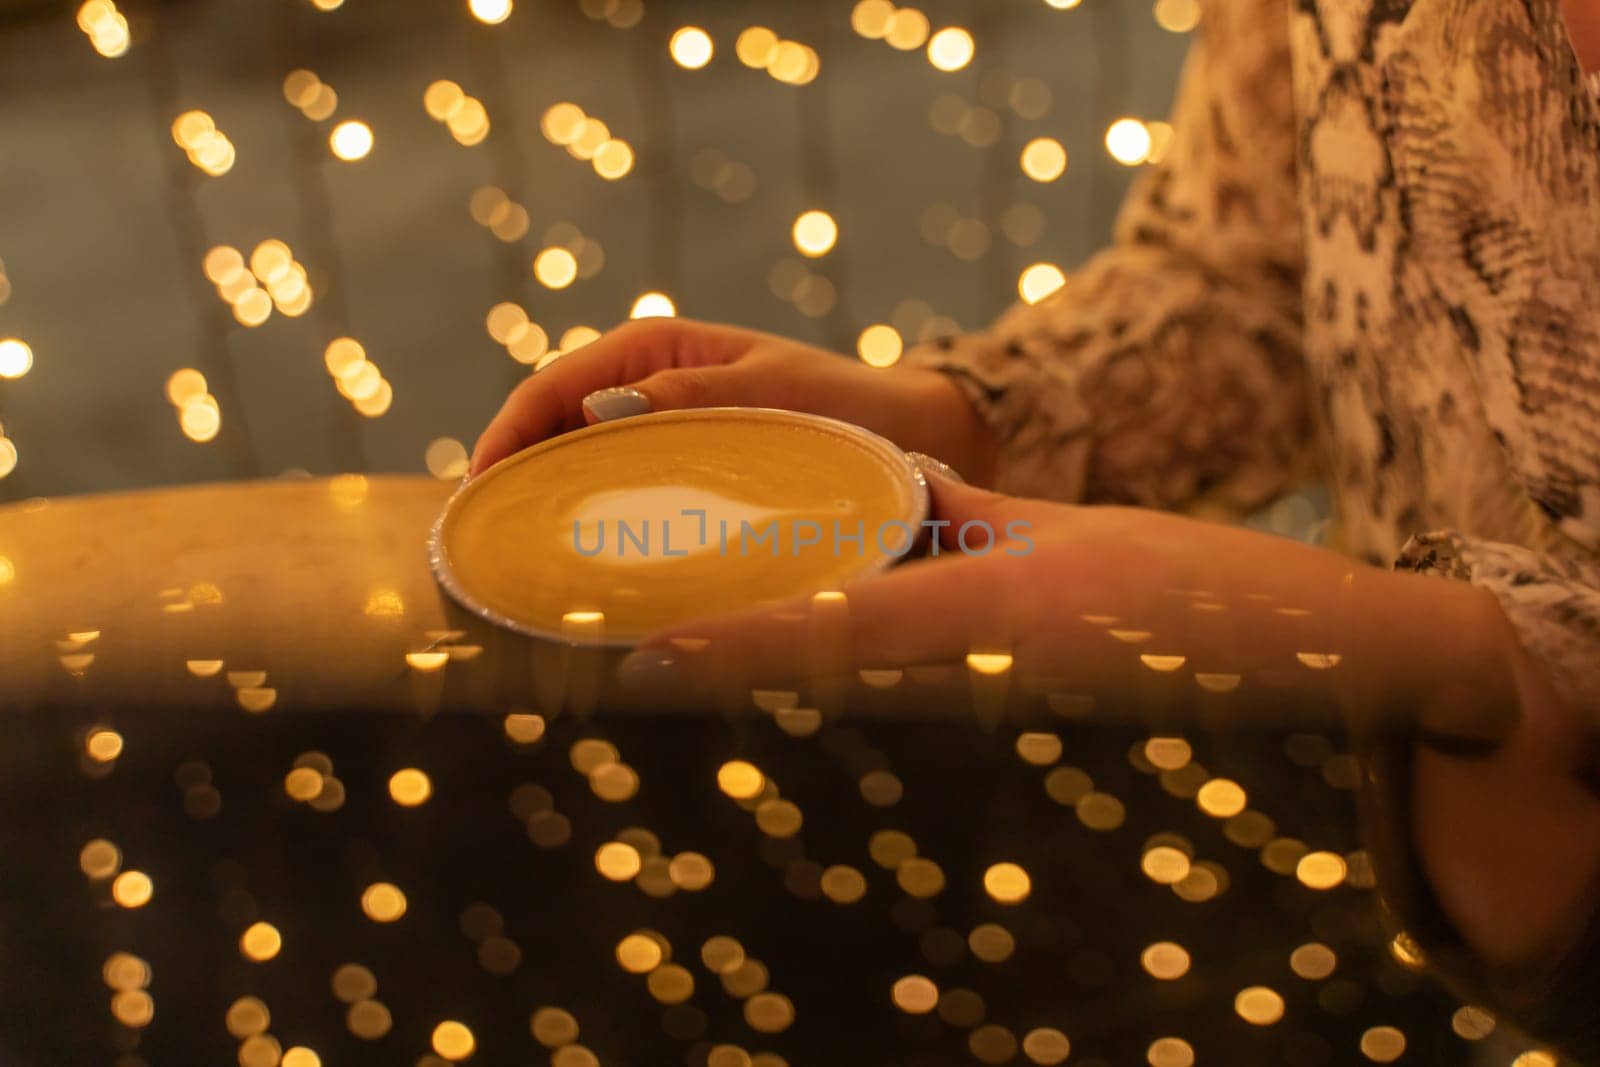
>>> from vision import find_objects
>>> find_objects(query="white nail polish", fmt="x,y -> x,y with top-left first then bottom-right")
583,387 -> 652,422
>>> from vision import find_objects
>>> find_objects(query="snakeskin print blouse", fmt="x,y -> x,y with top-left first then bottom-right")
905,0 -> 1600,713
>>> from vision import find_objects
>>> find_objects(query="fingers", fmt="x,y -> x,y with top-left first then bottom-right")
469,318 -> 753,475
620,551 -> 1028,696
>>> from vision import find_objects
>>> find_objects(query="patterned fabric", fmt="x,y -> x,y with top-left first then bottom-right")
904,0 -> 1600,713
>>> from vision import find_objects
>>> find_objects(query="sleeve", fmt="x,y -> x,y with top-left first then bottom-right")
1394,533 -> 1600,715
901,0 -> 1312,513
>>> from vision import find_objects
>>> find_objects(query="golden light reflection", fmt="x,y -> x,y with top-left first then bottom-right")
239,921 -> 282,961
669,26 -> 714,69
717,760 -> 765,799
328,120 -> 374,161
892,974 -> 939,1014
965,651 -> 1013,675
1196,778 -> 1247,817
85,727 -> 123,762
1295,850 -> 1347,889
531,1006 -> 580,1047
1290,942 -> 1337,979
1235,986 -> 1285,1025
1020,137 -> 1067,182
78,0 -> 130,56
616,932 -> 663,973
468,0 -> 511,24
1141,845 -> 1191,884
792,210 -> 838,257
381,769 -> 429,809
0,338 -> 35,379
1153,0 -> 1201,31
432,1020 -> 476,1061
80,838 -> 121,879
982,862 -> 1031,903
857,324 -> 903,367
1451,1006 -> 1496,1040
111,869 -> 152,907
1023,1029 -> 1071,1065
360,882 -> 407,922
630,291 -> 676,318
1105,118 -> 1153,165
226,996 -> 269,1038
1141,941 -> 1190,979
596,841 -> 643,881
535,247 -> 579,288
1359,1026 -> 1407,1063
926,27 -> 975,71
1147,1037 -> 1195,1067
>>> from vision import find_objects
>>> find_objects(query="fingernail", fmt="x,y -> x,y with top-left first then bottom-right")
615,648 -> 681,688
583,387 -> 651,423
906,451 -> 965,485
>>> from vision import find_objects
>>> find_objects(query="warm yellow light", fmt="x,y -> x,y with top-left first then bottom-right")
851,0 -> 895,38
232,288 -> 272,327
1359,1026 -> 1407,1063
856,324 -> 903,367
0,338 -> 32,379
1295,850 -> 1347,889
670,26 -> 714,69
1044,0 -> 1084,8
302,85 -> 338,121
0,443 -> 13,480
328,120 -> 373,161
1141,941 -> 1191,979
983,862 -> 1031,903
735,25 -> 778,67
86,728 -> 124,762
1018,263 -> 1066,304
324,337 -> 366,378
239,921 -> 281,961
595,841 -> 643,881
170,110 -> 214,149
1234,986 -> 1285,1026
1153,0 -> 1202,32
792,210 -> 838,257
885,8 -> 931,49
486,302 -> 527,343
592,139 -> 635,179
468,0 -> 511,24
534,247 -> 579,288
424,80 -> 466,122
1196,777 -> 1247,817
180,398 -> 222,443
541,102 -> 586,144
1106,118 -> 1153,165
717,760 -> 765,799
559,326 -> 601,352
112,870 -> 153,907
432,1020 -> 476,1061
966,651 -> 1013,675
360,882 -> 407,922
630,291 -> 676,318
1020,137 -> 1067,182
927,27 -> 975,71
389,768 -> 432,806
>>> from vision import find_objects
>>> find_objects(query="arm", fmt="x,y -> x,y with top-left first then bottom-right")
902,0 -> 1310,513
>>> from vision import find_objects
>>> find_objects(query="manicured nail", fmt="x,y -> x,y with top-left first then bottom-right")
583,387 -> 651,423
906,451 -> 965,484
615,648 -> 681,688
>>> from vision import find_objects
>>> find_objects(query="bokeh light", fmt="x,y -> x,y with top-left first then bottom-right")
670,26 -> 714,69
329,120 -> 374,161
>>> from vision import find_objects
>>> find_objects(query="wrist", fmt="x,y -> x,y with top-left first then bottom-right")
896,366 -> 1000,488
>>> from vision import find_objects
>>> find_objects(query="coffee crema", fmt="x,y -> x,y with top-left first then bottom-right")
432,408 -> 927,643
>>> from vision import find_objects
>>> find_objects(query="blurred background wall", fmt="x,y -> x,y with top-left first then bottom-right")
0,0 -> 1194,500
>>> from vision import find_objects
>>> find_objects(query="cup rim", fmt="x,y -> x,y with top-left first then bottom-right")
427,406 -> 932,647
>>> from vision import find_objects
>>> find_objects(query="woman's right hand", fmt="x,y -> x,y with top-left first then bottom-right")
468,317 -> 997,483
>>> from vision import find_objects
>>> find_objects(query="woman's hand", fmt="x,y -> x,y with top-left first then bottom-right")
469,317 -> 997,483
615,473 -> 1524,736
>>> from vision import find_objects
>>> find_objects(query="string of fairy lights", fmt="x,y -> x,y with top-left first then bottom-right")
0,0 -> 1204,487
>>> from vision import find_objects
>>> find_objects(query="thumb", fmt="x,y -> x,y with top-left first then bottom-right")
581,364 -> 757,424
908,459 -> 1020,555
